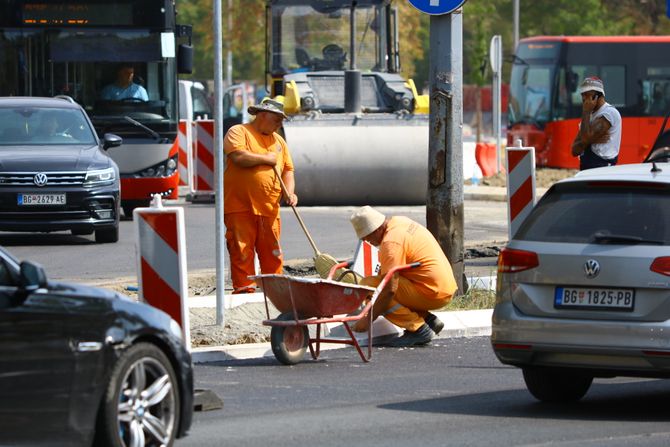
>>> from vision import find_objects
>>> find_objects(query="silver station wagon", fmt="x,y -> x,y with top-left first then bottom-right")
492,161 -> 670,402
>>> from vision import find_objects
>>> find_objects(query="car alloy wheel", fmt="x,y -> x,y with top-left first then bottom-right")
98,343 -> 180,447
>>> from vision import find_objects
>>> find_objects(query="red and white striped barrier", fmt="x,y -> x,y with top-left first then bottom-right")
134,195 -> 190,350
506,140 -> 536,239
177,120 -> 192,189
192,119 -> 215,200
352,240 -> 381,277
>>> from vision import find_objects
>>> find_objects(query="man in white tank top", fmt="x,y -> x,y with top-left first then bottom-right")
571,76 -> 622,170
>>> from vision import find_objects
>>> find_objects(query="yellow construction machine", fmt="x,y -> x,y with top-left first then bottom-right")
265,0 -> 430,205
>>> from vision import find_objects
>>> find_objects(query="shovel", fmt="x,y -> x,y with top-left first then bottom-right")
272,166 -> 345,279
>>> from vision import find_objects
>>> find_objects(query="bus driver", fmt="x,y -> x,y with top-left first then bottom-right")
100,64 -> 149,102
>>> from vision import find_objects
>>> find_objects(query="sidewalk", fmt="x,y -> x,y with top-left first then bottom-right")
189,273 -> 497,364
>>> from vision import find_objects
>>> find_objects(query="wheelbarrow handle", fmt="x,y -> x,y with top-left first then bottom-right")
326,260 -> 353,280
374,262 -> 422,293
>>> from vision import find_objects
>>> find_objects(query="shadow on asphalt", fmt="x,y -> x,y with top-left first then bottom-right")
378,379 -> 670,421
0,232 -> 93,246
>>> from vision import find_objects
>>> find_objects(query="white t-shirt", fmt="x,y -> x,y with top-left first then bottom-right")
589,102 -> 622,159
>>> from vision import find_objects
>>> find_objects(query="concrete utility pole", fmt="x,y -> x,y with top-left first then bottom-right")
214,0 -> 226,325
226,0 -> 233,86
427,11 -> 465,294
513,0 -> 519,50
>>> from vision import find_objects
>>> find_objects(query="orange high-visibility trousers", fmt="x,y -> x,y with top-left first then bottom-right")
224,212 -> 283,292
361,275 -> 452,331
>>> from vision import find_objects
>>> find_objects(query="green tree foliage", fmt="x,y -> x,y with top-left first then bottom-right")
176,0 -> 670,86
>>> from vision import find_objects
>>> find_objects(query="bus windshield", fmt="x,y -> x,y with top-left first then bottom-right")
271,4 -> 386,74
0,29 -> 177,137
508,42 -> 561,127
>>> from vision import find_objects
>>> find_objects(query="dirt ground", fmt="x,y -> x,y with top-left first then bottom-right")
90,168 -> 576,347
470,167 -> 578,188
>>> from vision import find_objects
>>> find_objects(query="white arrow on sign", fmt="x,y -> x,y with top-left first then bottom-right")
430,0 -> 440,5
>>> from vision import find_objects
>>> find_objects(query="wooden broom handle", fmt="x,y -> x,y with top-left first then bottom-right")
273,166 -> 320,255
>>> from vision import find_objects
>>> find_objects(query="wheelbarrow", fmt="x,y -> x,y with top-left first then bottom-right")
250,261 -> 420,365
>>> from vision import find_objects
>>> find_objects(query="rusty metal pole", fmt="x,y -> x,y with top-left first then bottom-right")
427,10 -> 465,294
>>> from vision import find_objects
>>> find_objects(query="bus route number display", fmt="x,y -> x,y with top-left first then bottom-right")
22,3 -> 133,26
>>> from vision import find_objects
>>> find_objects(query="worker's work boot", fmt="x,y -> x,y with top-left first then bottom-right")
388,323 -> 434,347
424,312 -> 444,335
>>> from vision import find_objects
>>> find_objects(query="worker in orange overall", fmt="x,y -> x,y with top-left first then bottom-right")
349,206 -> 458,347
223,99 -> 297,294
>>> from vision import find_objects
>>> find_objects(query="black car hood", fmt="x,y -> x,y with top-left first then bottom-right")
0,144 -> 110,171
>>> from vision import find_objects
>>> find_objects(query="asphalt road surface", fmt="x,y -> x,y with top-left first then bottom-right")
183,336 -> 670,447
0,201 -> 508,282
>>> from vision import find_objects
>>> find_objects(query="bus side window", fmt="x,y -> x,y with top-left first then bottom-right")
600,65 -> 625,108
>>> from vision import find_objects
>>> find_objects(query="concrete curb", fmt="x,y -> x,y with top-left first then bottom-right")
191,309 -> 493,364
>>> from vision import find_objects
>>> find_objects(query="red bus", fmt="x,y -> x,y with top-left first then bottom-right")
507,36 -> 670,168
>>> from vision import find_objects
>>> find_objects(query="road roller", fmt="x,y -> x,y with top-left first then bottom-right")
263,0 -> 430,205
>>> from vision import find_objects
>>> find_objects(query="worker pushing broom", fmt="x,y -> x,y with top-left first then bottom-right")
222,98 -> 343,294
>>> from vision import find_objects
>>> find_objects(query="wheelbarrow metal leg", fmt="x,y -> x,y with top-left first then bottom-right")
343,322 -> 370,362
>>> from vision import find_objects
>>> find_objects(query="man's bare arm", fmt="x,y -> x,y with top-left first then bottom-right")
228,150 -> 277,167
572,116 -> 611,156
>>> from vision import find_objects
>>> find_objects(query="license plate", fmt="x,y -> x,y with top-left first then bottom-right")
555,286 -> 635,311
18,193 -> 66,206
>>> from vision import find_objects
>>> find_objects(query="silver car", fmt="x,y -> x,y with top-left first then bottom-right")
491,162 -> 670,402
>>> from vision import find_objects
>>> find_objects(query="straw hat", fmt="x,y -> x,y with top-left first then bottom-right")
248,98 -> 288,119
350,206 -> 386,239
578,76 -> 605,95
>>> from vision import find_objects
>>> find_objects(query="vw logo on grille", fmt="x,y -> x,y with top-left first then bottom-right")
584,259 -> 600,279
33,173 -> 48,187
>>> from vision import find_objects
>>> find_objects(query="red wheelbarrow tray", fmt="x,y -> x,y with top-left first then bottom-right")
250,262 -> 419,363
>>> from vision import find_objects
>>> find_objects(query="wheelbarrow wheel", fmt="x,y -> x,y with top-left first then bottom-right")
271,313 -> 309,365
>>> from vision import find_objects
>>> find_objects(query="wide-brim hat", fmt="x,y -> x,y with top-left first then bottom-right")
248,98 -> 288,119
350,206 -> 386,239
578,76 -> 605,95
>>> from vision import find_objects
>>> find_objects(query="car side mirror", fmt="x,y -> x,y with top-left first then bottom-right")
20,261 -> 47,293
178,44 -> 194,74
103,133 -> 123,150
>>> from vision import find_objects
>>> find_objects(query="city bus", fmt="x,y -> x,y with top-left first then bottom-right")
0,0 -> 193,216
507,36 -> 670,169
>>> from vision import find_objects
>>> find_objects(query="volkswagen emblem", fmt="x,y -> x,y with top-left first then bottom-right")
33,173 -> 48,187
584,259 -> 600,279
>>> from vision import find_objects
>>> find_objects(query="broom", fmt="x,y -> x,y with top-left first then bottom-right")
273,166 -> 357,282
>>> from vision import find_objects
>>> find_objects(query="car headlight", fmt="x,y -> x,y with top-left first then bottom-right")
84,167 -> 116,186
169,318 -> 184,341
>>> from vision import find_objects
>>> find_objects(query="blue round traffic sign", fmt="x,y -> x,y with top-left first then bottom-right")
408,0 -> 468,15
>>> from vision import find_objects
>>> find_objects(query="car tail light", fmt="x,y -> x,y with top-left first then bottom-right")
650,257 -> 670,276
498,248 -> 539,273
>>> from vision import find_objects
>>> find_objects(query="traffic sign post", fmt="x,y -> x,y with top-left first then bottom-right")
408,0 -> 468,15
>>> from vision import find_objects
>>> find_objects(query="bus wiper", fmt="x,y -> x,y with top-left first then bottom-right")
592,232 -> 664,245
123,116 -> 167,143
507,54 -> 529,66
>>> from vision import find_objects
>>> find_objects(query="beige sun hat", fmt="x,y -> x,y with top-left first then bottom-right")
248,98 -> 288,119
578,76 -> 605,96
350,206 -> 386,239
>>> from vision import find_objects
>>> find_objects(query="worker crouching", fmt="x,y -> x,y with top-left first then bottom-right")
349,206 -> 458,347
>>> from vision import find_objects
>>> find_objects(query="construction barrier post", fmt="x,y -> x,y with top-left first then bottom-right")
134,195 -> 190,351
506,139 -> 536,240
178,119 -> 193,192
190,119 -> 215,203
351,240 -> 381,277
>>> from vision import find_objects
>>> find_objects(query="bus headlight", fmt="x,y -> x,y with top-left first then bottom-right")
138,154 -> 178,178
84,167 -> 116,186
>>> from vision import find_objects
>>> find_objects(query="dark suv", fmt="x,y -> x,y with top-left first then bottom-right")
0,97 -> 121,243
